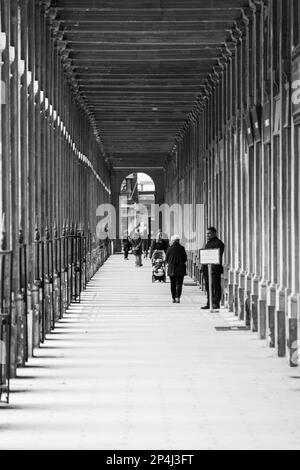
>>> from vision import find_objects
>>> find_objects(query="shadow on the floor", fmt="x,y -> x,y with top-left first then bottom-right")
33,354 -> 65,359
21,364 -> 52,370
15,376 -> 40,381
48,330 -> 74,335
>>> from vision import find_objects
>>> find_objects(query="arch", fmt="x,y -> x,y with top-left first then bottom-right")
111,168 -> 166,250
119,172 -> 156,239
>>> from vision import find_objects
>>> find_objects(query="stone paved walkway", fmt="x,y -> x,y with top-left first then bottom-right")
1,255 -> 300,450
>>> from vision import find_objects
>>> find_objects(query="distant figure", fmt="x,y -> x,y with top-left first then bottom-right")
142,235 -> 151,259
149,230 -> 169,260
122,231 -> 132,260
140,224 -> 150,259
130,229 -> 143,267
166,235 -> 187,304
201,227 -> 225,310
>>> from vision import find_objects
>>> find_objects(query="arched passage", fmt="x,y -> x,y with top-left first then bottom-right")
119,173 -> 155,240
111,168 -> 166,251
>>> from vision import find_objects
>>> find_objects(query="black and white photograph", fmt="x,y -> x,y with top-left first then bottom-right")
0,0 -> 300,453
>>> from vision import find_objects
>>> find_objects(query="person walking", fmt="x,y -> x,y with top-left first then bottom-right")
166,235 -> 187,304
130,229 -> 143,267
142,235 -> 151,259
122,231 -> 132,260
201,227 -> 225,310
149,230 -> 169,260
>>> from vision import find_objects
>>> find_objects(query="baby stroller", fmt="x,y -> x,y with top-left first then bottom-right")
151,250 -> 166,283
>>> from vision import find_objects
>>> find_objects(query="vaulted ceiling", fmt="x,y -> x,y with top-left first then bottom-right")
51,0 -> 250,169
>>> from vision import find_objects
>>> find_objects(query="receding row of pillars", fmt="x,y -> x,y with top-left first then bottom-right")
0,0 -> 112,391
166,0 -> 300,367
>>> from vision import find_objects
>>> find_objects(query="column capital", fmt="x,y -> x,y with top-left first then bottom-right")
248,0 -> 257,15
241,8 -> 251,26
40,0 -> 51,13
221,41 -> 234,61
51,19 -> 63,39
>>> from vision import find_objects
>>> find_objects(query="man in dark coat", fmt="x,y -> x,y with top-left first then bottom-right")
166,235 -> 187,304
201,227 -> 225,310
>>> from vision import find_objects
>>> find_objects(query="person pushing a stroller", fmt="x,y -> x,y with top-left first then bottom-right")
150,231 -> 169,283
152,250 -> 166,283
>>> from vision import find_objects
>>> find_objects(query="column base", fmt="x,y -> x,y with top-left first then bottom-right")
228,283 -> 234,312
258,300 -> 267,340
275,310 -> 286,357
251,294 -> 259,333
268,305 -> 275,348
233,282 -> 239,317
287,294 -> 299,367
238,287 -> 245,321
275,287 -> 287,358
27,285 -> 33,359
10,295 -> 18,379
267,284 -> 277,348
16,292 -> 26,368
250,276 -> 260,333
258,280 -> 268,340
238,272 -> 246,321
244,274 -> 253,328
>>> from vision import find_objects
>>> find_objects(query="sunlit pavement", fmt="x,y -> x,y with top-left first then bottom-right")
1,255 -> 300,450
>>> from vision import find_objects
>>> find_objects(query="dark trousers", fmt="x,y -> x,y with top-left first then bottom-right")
135,254 -> 142,266
204,271 -> 222,307
170,275 -> 184,300
124,249 -> 129,259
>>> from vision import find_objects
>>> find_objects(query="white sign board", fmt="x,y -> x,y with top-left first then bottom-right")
200,249 -> 220,265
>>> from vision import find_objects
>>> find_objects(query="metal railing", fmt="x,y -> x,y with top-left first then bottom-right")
1,222 -> 111,402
